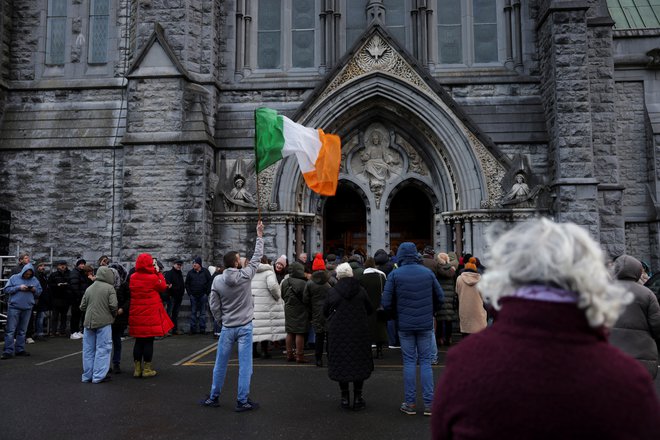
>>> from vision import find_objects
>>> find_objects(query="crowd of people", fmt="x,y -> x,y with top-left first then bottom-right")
2,218 -> 660,435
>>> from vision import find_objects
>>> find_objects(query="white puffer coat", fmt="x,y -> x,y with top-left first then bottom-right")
251,264 -> 286,342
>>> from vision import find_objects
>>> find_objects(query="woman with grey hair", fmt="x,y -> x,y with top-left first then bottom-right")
431,218 -> 660,439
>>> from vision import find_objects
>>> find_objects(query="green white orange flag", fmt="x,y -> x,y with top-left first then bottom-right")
254,107 -> 341,196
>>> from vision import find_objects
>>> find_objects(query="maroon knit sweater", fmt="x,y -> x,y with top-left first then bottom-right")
432,297 -> 660,439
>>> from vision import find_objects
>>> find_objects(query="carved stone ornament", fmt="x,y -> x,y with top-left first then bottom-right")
219,158 -> 258,212
318,34 -> 433,103
467,132 -> 506,208
350,123 -> 403,208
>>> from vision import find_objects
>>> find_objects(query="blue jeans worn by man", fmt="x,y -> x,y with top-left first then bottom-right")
82,325 -> 113,383
189,294 -> 208,333
3,307 -> 32,356
209,322 -> 253,402
399,329 -> 435,406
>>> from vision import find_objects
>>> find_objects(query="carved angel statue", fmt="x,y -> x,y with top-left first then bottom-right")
502,173 -> 541,206
223,174 -> 257,211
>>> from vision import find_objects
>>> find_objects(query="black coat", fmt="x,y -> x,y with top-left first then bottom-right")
324,277 -> 374,382
48,269 -> 72,308
164,268 -> 185,300
69,268 -> 91,303
281,263 -> 310,334
359,270 -> 388,344
113,274 -> 132,328
185,268 -> 212,297
304,270 -> 331,333
34,271 -> 51,312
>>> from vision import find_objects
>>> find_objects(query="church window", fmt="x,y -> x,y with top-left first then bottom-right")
88,0 -> 109,64
346,0 -> 369,49
384,0 -> 407,47
437,0 -> 499,66
46,0 -> 67,65
257,0 -> 317,70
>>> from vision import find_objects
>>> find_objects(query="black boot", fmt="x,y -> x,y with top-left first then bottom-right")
340,390 -> 350,410
353,390 -> 366,411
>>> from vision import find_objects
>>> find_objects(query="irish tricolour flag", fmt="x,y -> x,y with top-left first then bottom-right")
255,107 -> 341,196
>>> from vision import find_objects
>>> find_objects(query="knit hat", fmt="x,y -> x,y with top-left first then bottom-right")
75,258 -> 86,267
55,260 -> 68,266
193,256 -> 202,265
276,255 -> 287,267
325,253 -> 337,264
312,253 -> 326,271
423,245 -> 435,257
464,257 -> 478,272
336,262 -> 353,279
437,252 -> 449,264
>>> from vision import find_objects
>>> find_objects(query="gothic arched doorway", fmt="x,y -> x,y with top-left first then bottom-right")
323,184 -> 367,257
389,185 -> 433,250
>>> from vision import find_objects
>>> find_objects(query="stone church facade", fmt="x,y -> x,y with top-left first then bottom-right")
1,0 -> 660,268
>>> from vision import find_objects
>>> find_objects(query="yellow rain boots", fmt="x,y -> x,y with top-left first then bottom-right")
142,362 -> 158,377
133,360 -> 142,378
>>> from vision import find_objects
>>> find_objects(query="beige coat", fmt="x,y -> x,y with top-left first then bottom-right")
456,271 -> 487,334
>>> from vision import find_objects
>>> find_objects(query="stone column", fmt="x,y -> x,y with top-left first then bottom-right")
537,1 -> 600,238
588,13 -> 625,258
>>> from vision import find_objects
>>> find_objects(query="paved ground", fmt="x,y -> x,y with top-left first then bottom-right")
1,335 -> 659,440
0,335 -> 443,440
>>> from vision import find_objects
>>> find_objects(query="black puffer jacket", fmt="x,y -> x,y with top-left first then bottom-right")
324,277 -> 374,382
281,263 -> 310,334
48,268 -> 73,308
304,270 -> 331,333
610,255 -> 660,378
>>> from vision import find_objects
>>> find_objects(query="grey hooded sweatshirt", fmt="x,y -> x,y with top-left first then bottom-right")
610,254 -> 660,378
209,237 -> 264,328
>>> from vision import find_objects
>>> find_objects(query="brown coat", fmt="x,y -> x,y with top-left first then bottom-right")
456,271 -> 486,334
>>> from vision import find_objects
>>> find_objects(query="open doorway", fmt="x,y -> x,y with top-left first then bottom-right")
323,184 -> 367,258
389,185 -> 432,251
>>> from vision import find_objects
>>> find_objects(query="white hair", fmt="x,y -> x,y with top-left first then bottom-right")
478,218 -> 631,328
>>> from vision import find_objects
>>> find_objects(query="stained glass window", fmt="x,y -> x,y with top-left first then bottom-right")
46,0 -> 67,65
89,0 -> 109,64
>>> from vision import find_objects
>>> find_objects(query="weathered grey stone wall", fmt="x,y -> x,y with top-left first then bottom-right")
625,223 -> 652,264
120,143 -> 214,263
615,82 -> 649,214
131,0 -> 221,77
0,148 -> 119,260
8,0 -> 38,81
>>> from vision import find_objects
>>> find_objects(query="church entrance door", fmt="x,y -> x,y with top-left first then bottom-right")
389,185 -> 433,251
323,185 -> 367,257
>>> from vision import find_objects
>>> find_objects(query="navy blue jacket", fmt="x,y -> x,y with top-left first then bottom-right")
185,267 -> 212,297
381,242 -> 443,331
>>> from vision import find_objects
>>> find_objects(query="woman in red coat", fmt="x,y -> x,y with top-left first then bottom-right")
129,253 -> 173,378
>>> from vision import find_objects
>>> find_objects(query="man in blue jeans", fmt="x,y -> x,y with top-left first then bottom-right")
2,263 -> 42,359
381,242 -> 443,416
201,220 -> 264,412
185,256 -> 213,334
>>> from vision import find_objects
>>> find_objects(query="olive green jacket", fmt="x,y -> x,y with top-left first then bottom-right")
80,266 -> 118,329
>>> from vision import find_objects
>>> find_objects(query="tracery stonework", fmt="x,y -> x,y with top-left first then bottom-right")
318,34 -> 433,103
467,132 -> 506,208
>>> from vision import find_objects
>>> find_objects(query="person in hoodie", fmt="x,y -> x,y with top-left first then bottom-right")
456,257 -> 486,338
202,221 -> 264,412
281,262 -> 311,363
251,255 -> 285,359
304,253 -> 332,366
2,263 -> 42,359
609,254 -> 660,379
79,266 -> 118,383
129,253 -> 173,378
381,242 -> 443,416
324,262 -> 374,411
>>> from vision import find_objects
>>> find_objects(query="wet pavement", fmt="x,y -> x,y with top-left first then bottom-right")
0,334 -> 443,440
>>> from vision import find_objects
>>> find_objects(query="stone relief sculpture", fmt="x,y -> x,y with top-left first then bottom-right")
503,173 -> 531,203
356,125 -> 402,204
219,158 -> 258,212
500,164 -> 544,208
224,174 -> 257,211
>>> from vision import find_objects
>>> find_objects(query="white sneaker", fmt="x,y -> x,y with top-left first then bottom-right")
26,338 -> 35,344
70,332 -> 83,340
